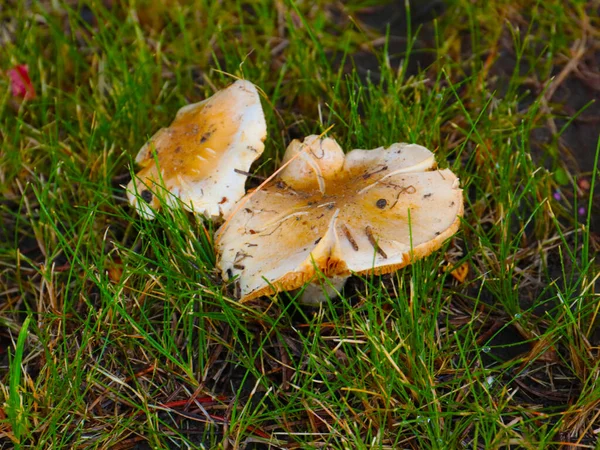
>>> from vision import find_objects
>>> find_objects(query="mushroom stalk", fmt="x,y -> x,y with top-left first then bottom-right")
298,276 -> 349,305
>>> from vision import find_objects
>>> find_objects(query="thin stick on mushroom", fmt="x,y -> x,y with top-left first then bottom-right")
341,224 -> 359,251
365,225 -> 388,259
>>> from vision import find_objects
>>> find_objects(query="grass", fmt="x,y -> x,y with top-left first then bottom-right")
1,0 -> 599,448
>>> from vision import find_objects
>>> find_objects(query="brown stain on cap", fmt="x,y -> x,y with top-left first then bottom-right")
135,93 -> 239,186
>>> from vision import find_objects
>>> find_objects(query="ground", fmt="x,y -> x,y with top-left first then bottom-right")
0,0 -> 599,449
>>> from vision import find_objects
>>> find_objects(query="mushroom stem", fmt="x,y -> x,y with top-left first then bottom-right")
297,275 -> 349,305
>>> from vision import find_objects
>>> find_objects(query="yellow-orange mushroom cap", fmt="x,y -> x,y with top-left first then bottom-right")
127,80 -> 267,219
216,135 -> 463,302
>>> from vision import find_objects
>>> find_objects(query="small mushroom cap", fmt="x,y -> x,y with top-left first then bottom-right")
216,136 -> 463,302
127,80 -> 267,219
279,136 -> 345,192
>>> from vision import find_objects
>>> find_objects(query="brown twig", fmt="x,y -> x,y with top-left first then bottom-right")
365,225 -> 388,259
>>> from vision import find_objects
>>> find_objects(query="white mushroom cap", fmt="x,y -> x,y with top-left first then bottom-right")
216,135 -> 463,302
279,136 -> 345,193
127,80 -> 267,219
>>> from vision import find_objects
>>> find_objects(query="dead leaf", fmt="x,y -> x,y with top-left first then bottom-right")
7,64 -> 35,100
448,262 -> 469,283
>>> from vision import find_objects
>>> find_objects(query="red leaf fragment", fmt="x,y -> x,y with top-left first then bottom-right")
8,64 -> 36,100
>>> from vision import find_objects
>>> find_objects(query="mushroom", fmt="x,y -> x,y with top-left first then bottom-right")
127,80 -> 267,219
216,135 -> 463,303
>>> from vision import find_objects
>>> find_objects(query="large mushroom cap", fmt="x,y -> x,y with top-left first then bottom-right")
127,80 -> 267,219
216,135 -> 464,302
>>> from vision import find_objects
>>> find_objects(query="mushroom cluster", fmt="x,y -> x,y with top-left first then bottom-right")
128,81 -> 463,303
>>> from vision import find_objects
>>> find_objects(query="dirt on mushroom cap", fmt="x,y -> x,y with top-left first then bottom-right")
216,136 -> 463,302
127,80 -> 267,219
